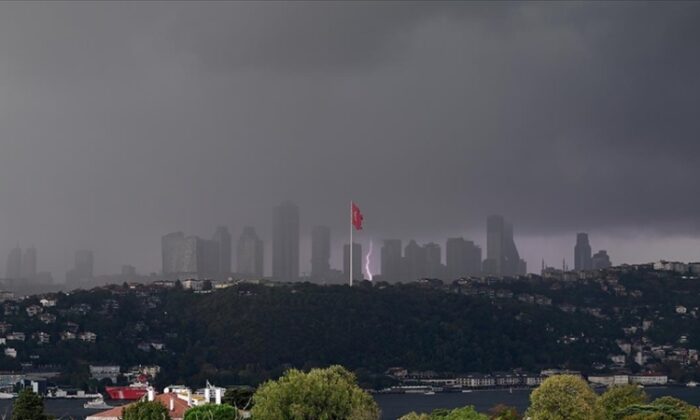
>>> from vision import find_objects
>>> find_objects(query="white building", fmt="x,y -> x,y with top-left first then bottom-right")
630,373 -> 668,386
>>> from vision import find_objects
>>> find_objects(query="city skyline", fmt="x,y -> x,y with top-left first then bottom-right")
2,3 -> 700,281
5,209 -> 693,283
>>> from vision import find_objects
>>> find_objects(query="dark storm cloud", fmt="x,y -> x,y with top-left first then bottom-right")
1,1 -> 699,277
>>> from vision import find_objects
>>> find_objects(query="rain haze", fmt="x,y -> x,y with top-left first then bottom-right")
1,1 -> 700,282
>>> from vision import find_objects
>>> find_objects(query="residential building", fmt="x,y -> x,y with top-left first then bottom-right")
237,227 -> 264,277
311,226 -> 331,282
381,239 -> 403,283
272,201 -> 300,282
404,240 -> 427,281
446,238 -> 482,279
592,250 -> 612,269
212,226 -> 232,275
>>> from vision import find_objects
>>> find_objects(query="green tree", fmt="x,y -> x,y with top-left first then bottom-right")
526,375 -> 600,420
250,365 -> 380,420
431,406 -> 488,419
12,389 -> 50,420
598,385 -> 648,419
487,404 -> 521,420
613,404 -> 681,419
399,413 -> 431,420
651,396 -> 700,419
184,403 -> 239,420
122,400 -> 172,420
398,406 -> 487,420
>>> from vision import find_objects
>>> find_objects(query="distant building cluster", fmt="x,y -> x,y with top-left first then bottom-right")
2,246 -> 53,289
574,233 -> 611,271
161,227 -> 232,279
153,203 -> 621,284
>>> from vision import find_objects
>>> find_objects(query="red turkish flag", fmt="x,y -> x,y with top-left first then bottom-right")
352,202 -> 364,230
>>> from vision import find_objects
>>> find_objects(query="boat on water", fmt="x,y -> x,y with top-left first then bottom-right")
105,383 -> 149,400
0,392 -> 16,400
687,381 -> 698,387
423,391 -> 436,395
83,397 -> 112,409
461,390 -> 473,393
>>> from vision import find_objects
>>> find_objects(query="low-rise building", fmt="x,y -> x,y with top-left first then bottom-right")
630,373 -> 668,386
90,365 -> 121,382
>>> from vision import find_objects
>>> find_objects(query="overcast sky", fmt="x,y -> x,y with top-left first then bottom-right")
1,1 -> 699,279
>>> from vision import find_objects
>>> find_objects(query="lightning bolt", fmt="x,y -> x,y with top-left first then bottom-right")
364,239 -> 374,281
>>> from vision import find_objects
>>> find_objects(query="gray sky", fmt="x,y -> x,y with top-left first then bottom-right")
1,1 -> 699,279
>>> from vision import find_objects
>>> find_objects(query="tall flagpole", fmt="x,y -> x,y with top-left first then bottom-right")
350,201 -> 353,287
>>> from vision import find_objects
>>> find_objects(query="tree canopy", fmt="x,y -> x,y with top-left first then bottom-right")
122,400 -> 172,420
250,365 -> 380,420
184,403 -> 239,420
526,375 -> 600,420
399,406 -> 487,420
12,389 -> 50,420
598,385 -> 648,419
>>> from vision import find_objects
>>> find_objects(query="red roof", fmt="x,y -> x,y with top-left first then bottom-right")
86,393 -> 190,420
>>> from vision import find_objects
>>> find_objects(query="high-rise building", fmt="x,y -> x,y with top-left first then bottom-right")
343,242 -> 363,282
424,242 -> 444,279
445,238 -> 482,280
162,232 -> 196,275
162,232 -> 183,275
198,239 -> 221,276
380,239 -> 403,283
66,250 -> 94,285
5,246 -> 22,279
161,232 -> 219,277
237,227 -> 264,278
21,247 -> 37,280
404,240 -> 427,281
311,226 -> 331,281
592,250 -> 612,269
272,201 -> 300,282
574,233 -> 592,271
212,226 -> 232,275
483,215 -> 526,276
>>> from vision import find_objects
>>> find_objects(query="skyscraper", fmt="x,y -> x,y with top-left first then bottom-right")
66,250 -> 94,285
237,226 -> 264,277
446,238 -> 482,280
5,246 -> 22,279
212,226 -> 232,275
162,232 -> 193,275
311,226 -> 331,281
574,233 -> 592,271
380,239 -> 403,283
483,215 -> 526,276
343,242 -> 363,282
21,247 -> 37,280
161,232 -> 218,277
404,240 -> 427,281
198,239 -> 221,276
424,242 -> 444,279
272,201 -> 300,282
592,250 -> 612,269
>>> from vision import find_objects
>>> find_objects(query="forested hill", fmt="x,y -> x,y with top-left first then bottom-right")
9,273 -> 689,388
181,282 -> 614,383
